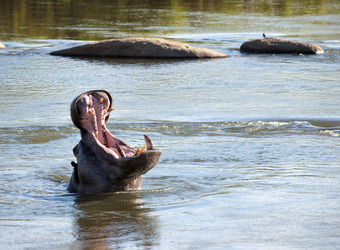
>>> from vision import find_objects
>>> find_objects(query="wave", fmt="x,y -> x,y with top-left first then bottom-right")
112,119 -> 340,138
1,119 -> 339,145
0,125 -> 77,144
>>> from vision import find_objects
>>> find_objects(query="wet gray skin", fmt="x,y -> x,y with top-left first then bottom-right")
69,90 -> 162,193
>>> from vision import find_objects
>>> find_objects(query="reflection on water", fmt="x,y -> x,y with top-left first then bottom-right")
0,0 -> 339,40
73,192 -> 159,249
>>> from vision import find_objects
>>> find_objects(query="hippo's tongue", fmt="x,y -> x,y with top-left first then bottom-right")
77,91 -> 152,159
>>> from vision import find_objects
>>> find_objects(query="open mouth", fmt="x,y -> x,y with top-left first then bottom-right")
71,90 -> 154,159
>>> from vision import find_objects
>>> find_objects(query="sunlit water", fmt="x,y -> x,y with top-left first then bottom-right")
0,0 -> 340,249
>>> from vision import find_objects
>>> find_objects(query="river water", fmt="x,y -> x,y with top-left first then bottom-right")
0,0 -> 339,249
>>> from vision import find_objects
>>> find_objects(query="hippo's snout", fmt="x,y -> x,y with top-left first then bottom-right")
68,90 -> 162,193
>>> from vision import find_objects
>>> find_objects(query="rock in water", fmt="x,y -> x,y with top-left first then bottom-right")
240,37 -> 324,54
51,37 -> 228,58
0,42 -> 6,49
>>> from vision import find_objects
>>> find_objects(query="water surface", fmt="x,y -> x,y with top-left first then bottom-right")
0,0 -> 339,249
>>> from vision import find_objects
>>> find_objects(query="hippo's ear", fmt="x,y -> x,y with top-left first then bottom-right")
68,161 -> 80,193
70,90 -> 113,130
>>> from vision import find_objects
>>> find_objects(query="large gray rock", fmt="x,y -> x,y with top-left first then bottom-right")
0,42 -> 5,49
50,37 -> 228,58
240,37 -> 324,54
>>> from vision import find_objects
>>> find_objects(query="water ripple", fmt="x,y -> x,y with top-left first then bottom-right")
1,119 -> 339,146
111,119 -> 340,138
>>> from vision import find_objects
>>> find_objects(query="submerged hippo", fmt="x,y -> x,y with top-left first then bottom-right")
240,37 -> 324,54
50,37 -> 228,58
69,90 -> 162,193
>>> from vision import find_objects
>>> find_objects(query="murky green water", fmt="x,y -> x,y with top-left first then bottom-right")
0,0 -> 339,249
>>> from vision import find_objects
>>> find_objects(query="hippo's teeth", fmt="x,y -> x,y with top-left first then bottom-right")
134,147 -> 141,156
108,108 -> 115,112
144,135 -> 154,150
99,98 -> 104,103
133,145 -> 145,156
88,101 -> 92,107
89,109 -> 94,114
140,145 -> 146,154
95,132 -> 98,138
116,143 -> 126,158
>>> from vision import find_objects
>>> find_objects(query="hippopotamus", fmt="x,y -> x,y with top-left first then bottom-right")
68,90 -> 162,193
240,37 -> 324,54
50,37 -> 228,58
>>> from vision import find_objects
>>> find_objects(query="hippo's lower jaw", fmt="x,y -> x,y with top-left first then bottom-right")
68,90 -> 162,194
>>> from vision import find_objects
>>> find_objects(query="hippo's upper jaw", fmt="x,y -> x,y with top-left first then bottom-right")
68,90 -> 162,194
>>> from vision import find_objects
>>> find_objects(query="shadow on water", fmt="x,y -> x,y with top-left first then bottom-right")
72,192 -> 159,249
65,55 -> 215,66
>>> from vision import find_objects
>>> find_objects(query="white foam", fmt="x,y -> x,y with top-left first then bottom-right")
319,130 -> 340,137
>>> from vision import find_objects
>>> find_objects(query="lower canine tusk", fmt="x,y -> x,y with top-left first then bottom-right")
144,135 -> 154,150
134,147 -> 141,156
116,143 -> 126,158
140,145 -> 146,154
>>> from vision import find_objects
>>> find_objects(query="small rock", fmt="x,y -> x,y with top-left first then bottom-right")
240,37 -> 324,55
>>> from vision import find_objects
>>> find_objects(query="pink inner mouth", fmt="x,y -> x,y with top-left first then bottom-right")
77,92 -> 136,158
